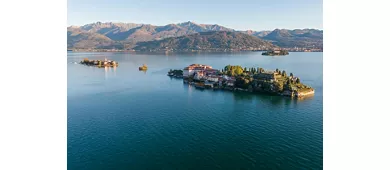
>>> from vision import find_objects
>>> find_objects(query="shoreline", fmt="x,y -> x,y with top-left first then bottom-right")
181,79 -> 315,99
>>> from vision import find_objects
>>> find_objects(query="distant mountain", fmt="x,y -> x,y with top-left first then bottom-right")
79,22 -> 142,34
262,29 -> 323,48
67,27 -> 114,49
69,21 -> 232,42
67,21 -> 322,50
133,31 -> 277,52
177,21 -> 234,32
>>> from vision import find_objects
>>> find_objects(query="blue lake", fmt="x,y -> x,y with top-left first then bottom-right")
68,51 -> 323,170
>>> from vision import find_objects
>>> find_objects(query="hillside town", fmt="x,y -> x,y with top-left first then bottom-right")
168,64 -> 315,98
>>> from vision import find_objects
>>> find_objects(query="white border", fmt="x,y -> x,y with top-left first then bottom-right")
325,0 -> 390,169
1,0 -> 390,169
1,0 -> 67,170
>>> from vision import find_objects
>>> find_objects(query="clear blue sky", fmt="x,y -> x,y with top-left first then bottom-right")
68,0 -> 322,31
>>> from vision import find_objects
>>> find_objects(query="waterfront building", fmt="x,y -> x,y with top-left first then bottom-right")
206,76 -> 219,82
194,71 -> 205,80
254,71 -> 281,80
183,64 -> 213,77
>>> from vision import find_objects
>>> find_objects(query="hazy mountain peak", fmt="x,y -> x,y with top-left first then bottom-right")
177,21 -> 199,26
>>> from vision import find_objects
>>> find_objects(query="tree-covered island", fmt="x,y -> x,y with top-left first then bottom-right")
80,58 -> 118,67
168,64 -> 314,98
262,49 -> 289,56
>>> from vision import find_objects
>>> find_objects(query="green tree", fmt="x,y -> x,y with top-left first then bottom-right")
224,65 -> 231,72
282,70 -> 286,77
278,70 -> 281,75
276,68 -> 279,73
228,70 -> 234,76
288,84 -> 293,90
244,67 -> 247,72
296,78 -> 301,84
234,68 -> 243,75
290,73 -> 294,77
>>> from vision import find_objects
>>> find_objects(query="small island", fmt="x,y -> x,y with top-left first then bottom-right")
168,64 -> 314,98
80,58 -> 118,67
139,64 -> 148,71
168,69 -> 183,78
262,49 -> 289,56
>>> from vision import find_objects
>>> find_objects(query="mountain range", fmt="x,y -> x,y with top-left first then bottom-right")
67,21 -> 322,50
134,31 -> 277,52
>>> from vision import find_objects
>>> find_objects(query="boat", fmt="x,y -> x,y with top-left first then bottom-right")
139,64 -> 148,70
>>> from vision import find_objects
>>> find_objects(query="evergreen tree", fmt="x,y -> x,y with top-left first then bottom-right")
228,70 -> 233,76
296,78 -> 301,84
290,73 -> 294,77
244,67 -> 247,72
276,68 -> 279,73
282,70 -> 286,77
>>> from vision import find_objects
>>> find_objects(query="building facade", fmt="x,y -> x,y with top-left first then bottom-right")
183,64 -> 213,77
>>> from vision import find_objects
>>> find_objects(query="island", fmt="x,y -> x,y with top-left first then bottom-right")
262,49 -> 289,56
168,64 -> 314,98
168,69 -> 183,78
80,58 -> 118,67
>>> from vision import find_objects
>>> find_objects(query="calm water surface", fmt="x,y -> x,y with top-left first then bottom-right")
68,52 -> 323,170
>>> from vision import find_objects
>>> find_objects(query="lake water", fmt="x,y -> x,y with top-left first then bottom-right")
68,51 -> 323,170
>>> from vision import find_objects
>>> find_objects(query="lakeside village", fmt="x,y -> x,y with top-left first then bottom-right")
168,64 -> 315,98
80,58 -> 118,67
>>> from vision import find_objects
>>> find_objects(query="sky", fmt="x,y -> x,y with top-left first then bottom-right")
67,0 -> 322,31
